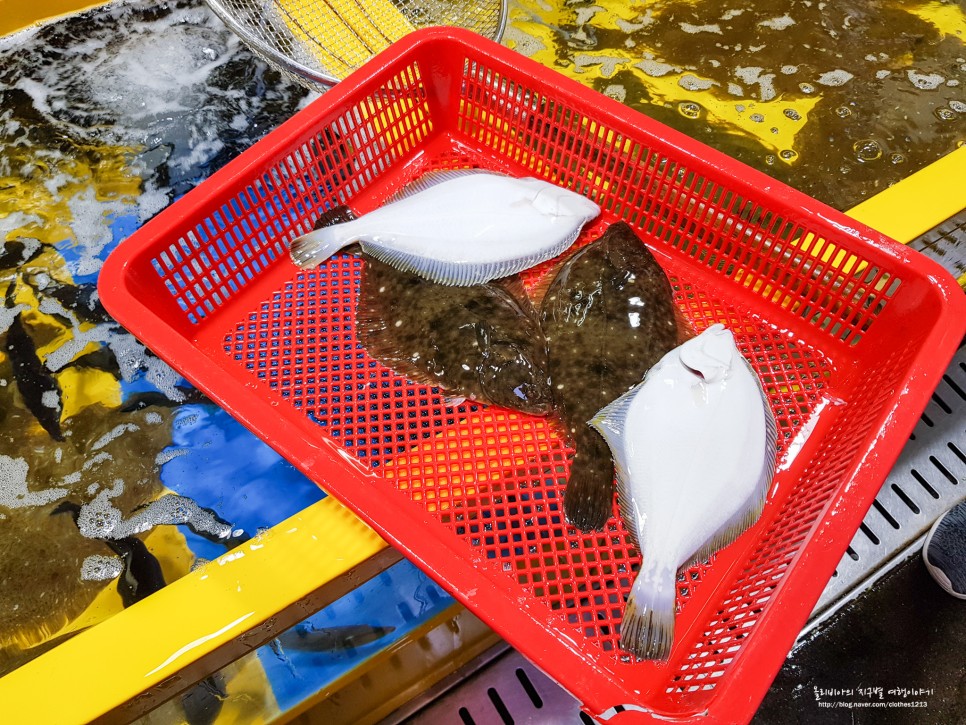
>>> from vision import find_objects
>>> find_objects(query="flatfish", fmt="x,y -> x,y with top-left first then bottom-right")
591,324 -> 777,659
540,221 -> 680,531
356,254 -> 553,416
290,170 -> 600,286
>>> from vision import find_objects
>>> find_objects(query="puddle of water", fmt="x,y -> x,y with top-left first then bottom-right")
506,0 -> 966,211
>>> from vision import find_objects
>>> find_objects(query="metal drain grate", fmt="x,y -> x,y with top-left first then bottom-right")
908,208 -> 966,283
804,340 -> 966,632
384,209 -> 966,725
396,644 -> 595,724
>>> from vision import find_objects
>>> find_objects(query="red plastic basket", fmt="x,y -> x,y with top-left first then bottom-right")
99,28 -> 966,723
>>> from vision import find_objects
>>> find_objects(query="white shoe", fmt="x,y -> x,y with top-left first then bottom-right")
923,501 -> 966,599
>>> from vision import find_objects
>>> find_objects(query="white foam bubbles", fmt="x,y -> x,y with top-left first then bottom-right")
115,494 -> 233,540
680,23 -> 722,34
574,7 -> 601,25
735,67 -> 778,101
84,21 -> 238,128
81,554 -> 124,581
817,70 -> 854,87
76,483 -> 125,538
907,70 -> 945,90
759,15 -> 795,31
573,54 -> 626,78
617,12 -> 654,33
155,448 -> 189,466
603,84 -> 627,103
91,423 -> 140,451
635,58 -> 678,78
0,303 -> 27,336
679,74 -> 717,92
502,25 -> 546,60
0,455 -> 68,508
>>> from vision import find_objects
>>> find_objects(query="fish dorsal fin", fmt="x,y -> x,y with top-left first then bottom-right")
678,356 -> 778,571
492,273 -> 528,304
590,385 -> 643,550
491,274 -> 541,321
526,251 -> 571,308
365,225 -> 585,287
384,168 -> 498,203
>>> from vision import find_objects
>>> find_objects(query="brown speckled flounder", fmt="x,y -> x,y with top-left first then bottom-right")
540,222 -> 680,531
356,254 -> 553,416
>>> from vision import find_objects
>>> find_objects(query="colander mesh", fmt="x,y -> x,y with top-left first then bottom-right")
204,0 -> 506,89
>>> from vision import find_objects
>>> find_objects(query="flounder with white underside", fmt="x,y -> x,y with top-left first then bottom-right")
590,324 -> 777,660
289,170 -> 600,286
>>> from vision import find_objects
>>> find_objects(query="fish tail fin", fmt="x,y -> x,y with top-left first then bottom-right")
620,566 -> 676,661
289,225 -> 355,269
564,431 -> 615,532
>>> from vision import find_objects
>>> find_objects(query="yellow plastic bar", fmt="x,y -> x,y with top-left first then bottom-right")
0,497 -> 397,724
0,0 -> 110,35
846,146 -> 966,244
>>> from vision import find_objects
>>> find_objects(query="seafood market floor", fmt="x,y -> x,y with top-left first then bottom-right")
755,556 -> 966,724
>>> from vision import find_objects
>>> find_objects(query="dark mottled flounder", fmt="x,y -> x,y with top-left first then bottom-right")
540,222 -> 680,531
356,254 -> 553,416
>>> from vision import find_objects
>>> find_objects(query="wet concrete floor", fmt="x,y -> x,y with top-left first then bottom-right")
755,554 -> 966,723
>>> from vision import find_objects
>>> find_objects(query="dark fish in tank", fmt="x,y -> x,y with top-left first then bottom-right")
357,254 -> 554,416
22,273 -> 113,326
180,672 -> 227,725
4,307 -> 64,441
540,221 -> 681,531
102,534 -> 167,607
277,622 -> 395,652
52,501 -> 166,607
118,386 -> 212,412
0,238 -> 42,271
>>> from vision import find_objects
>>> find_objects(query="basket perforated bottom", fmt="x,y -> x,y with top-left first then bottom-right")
219,153 -> 837,675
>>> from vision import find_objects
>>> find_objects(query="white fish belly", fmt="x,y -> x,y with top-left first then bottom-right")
289,172 -> 600,284
627,363 -> 768,567
592,324 -> 775,659
640,380 -> 765,566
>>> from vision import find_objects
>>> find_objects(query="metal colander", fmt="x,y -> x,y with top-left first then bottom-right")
204,0 -> 508,91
